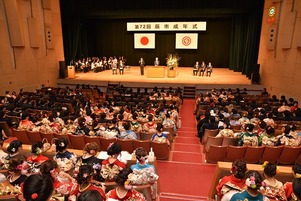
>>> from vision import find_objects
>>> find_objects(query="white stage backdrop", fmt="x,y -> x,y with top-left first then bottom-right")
134,33 -> 155,49
175,33 -> 198,49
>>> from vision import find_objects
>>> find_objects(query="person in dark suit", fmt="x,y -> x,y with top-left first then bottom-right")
199,61 -> 206,76
198,116 -> 218,140
139,57 -> 145,75
118,60 -> 124,75
206,62 -> 213,77
193,61 -> 200,76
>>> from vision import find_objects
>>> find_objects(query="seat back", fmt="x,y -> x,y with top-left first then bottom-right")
260,146 -> 283,163
68,134 -> 86,150
27,131 -> 42,143
151,141 -> 170,160
202,129 -> 219,144
140,132 -> 153,141
40,132 -> 55,145
0,121 -> 12,136
243,146 -> 265,164
222,137 -> 239,146
12,129 -> 31,144
278,146 -> 301,165
162,127 -> 174,141
84,136 -> 101,151
205,145 -> 228,164
133,140 -> 151,153
204,136 -> 223,153
225,145 -> 247,162
117,138 -> 134,153
100,137 -> 117,151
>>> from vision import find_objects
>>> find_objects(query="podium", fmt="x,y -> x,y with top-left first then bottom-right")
147,66 -> 165,78
67,65 -> 75,79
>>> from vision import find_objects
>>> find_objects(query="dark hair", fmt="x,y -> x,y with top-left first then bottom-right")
78,117 -> 86,128
77,190 -> 103,201
40,160 -> 58,179
54,137 -> 68,152
107,142 -> 122,155
156,123 -> 164,132
263,162 -> 277,178
77,165 -> 94,185
135,147 -> 147,161
258,121 -> 267,129
231,160 -> 247,179
7,140 -> 22,154
245,124 -> 255,132
23,174 -> 54,201
246,170 -> 263,190
115,167 -> 132,186
293,178 -> 301,199
265,126 -> 275,135
123,121 -> 131,130
292,163 -> 301,175
9,154 -> 26,172
31,141 -> 43,155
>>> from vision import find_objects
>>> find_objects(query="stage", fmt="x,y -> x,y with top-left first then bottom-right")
57,66 -> 263,91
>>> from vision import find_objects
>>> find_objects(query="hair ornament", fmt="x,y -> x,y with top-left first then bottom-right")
50,168 -> 58,178
11,148 -> 16,153
295,173 -> 301,179
83,173 -> 89,178
59,142 -> 65,147
231,165 -> 238,173
262,161 -> 269,169
107,142 -> 114,149
31,193 -> 38,200
36,148 -> 42,155
246,176 -> 257,189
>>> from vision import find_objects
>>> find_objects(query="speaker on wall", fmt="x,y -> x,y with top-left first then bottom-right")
45,26 -> 54,49
267,25 -> 277,50
252,64 -> 260,84
59,61 -> 67,79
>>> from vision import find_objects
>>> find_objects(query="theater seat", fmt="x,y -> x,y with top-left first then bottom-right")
133,140 -> 151,153
205,145 -> 227,164
260,146 -> 283,164
12,129 -> 30,145
27,131 -> 42,143
84,135 -> 101,151
278,146 -> 301,165
68,134 -> 86,150
151,141 -> 170,160
224,145 -> 246,162
243,146 -> 265,164
204,136 -> 223,153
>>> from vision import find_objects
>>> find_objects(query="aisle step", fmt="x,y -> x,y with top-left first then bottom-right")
159,192 -> 208,201
171,151 -> 202,163
174,137 -> 200,144
173,143 -> 202,153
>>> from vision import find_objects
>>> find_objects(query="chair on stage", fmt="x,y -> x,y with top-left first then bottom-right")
12,129 -> 31,144
203,136 -> 223,153
243,146 -> 265,164
224,145 -> 246,162
260,146 -> 283,164
202,129 -> 219,144
100,137 -> 116,151
68,134 -> 86,150
117,138 -> 134,153
84,135 -> 102,151
151,141 -> 170,160
27,131 -> 42,143
205,145 -> 228,164
278,146 -> 301,165
133,140 -> 151,153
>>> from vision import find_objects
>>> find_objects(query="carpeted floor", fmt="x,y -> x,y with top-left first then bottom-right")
157,99 -> 217,200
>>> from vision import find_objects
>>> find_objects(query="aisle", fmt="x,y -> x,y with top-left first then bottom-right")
157,99 -> 216,200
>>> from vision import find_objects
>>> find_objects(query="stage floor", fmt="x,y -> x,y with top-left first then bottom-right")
57,66 -> 263,90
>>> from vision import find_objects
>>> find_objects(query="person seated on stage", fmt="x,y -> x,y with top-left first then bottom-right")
199,61 -> 206,76
193,61 -> 200,76
206,62 -> 213,77
108,57 -> 113,69
154,57 -> 160,66
118,60 -> 124,75
103,56 -> 108,70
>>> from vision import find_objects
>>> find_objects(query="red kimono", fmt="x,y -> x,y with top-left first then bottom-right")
216,175 -> 246,198
106,188 -> 146,201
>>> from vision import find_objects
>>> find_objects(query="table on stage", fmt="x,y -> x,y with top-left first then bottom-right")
146,66 -> 166,78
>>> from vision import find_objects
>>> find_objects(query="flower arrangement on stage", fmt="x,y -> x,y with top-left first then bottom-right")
166,54 -> 180,70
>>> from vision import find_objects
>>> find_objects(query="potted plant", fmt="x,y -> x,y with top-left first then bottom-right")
166,54 -> 180,77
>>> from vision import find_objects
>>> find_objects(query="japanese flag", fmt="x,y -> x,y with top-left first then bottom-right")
134,33 -> 155,49
176,33 -> 198,49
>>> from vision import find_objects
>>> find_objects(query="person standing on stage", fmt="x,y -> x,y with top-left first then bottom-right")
118,59 -> 124,75
206,62 -> 213,77
154,57 -> 160,66
193,61 -> 200,76
199,61 -> 206,76
112,57 -> 118,75
139,57 -> 145,75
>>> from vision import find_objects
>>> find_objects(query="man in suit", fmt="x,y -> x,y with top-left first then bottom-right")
193,61 -> 200,76
206,62 -> 213,77
199,61 -> 206,76
139,57 -> 145,75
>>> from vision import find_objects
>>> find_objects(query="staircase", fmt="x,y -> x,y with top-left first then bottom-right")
159,193 -> 208,201
183,86 -> 196,98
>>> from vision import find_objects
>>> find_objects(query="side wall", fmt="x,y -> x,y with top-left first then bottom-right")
258,0 -> 301,101
0,0 -> 64,95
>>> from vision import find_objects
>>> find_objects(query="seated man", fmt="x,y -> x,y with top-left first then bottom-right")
193,61 -> 200,76
199,61 -> 206,76
206,62 -> 213,77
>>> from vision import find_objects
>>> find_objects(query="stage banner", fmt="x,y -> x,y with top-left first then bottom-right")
176,33 -> 198,49
134,33 -> 155,49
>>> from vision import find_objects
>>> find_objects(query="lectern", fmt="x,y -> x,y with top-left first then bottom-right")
67,65 -> 75,79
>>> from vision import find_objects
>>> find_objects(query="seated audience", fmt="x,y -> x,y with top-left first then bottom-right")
8,154 -> 28,186
77,190 -> 103,201
230,170 -> 265,201
27,141 -> 49,165
3,140 -> 23,169
22,174 -> 54,201
151,123 -> 170,145
216,159 -> 247,201
106,167 -> 146,200
284,163 -> 301,200
118,121 -> 137,140
237,124 -> 258,146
